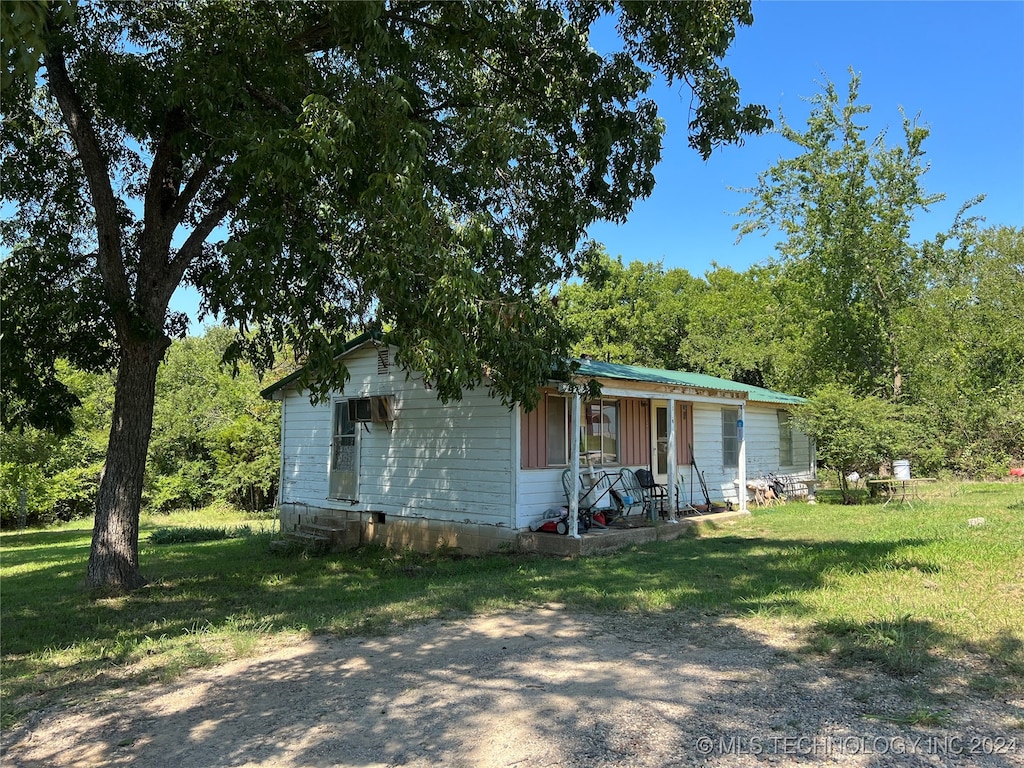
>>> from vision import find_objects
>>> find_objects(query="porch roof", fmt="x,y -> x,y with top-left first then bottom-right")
573,358 -> 806,406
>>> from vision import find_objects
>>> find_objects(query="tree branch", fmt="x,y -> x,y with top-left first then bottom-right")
156,191 -> 234,309
43,47 -> 129,307
244,81 -> 294,116
169,158 -> 217,226
139,108 -> 186,278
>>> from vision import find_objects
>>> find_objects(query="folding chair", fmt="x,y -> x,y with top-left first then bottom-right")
562,468 -> 616,530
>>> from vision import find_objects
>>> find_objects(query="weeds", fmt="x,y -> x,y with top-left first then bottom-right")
148,525 -> 255,544
866,707 -> 954,727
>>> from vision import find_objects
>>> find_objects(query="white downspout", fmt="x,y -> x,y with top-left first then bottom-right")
738,402 -> 748,512
666,398 -> 677,522
569,392 -> 582,538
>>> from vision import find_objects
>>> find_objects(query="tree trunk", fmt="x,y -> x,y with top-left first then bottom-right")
890,326 -> 904,403
86,336 -> 169,591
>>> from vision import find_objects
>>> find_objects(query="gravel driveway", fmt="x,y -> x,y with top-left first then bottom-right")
3,607 -> 1022,767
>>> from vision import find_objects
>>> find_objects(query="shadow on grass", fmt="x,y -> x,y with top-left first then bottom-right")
0,528 -> 93,548
2,524 -> 1020,733
0,531 -> 949,657
805,614 -> 947,678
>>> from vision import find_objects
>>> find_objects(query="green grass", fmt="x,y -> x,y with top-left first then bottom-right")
2,482 -> 1023,728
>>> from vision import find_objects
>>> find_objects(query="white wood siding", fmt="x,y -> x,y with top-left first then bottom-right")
516,468 -> 570,528
744,406 -> 814,477
690,402 -> 814,504
743,406 -> 781,480
279,346 -> 516,527
691,403 -> 735,502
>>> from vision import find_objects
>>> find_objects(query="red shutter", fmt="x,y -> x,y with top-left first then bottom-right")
521,393 -> 549,469
620,398 -> 651,466
676,402 -> 693,466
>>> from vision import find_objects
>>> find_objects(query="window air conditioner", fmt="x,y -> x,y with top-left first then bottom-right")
348,395 -> 396,423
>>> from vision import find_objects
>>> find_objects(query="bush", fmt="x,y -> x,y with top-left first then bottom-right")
148,525 -> 253,544
793,385 -> 918,502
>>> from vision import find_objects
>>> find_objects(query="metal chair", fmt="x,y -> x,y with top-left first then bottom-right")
561,468 -> 616,530
634,468 -> 669,520
616,468 -> 649,519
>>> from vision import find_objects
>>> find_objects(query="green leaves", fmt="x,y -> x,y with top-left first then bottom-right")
792,384 -> 916,501
148,327 -> 280,513
1,0 -> 74,92
557,248 -> 706,371
737,70 -> 966,401
6,0 -> 772,429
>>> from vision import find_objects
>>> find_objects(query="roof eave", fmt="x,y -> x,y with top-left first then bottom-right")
259,330 -> 382,400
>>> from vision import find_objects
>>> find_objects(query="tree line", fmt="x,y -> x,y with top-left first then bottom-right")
557,77 -> 1023,487
1,327 -> 280,528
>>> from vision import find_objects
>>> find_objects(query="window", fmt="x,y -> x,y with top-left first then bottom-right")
583,399 -> 619,465
545,395 -> 568,466
329,400 -> 359,500
722,408 -> 739,469
521,395 -> 622,469
778,410 -> 794,466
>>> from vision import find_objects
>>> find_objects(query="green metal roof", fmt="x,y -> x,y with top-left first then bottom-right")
573,358 -> 806,405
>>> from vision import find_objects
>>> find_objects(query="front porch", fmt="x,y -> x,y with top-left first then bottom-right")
516,507 -> 750,556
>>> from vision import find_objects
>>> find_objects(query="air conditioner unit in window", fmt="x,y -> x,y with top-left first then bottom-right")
348,396 -> 395,423
348,398 -> 373,422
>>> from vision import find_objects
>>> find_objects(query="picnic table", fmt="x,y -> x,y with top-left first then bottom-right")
868,477 -> 937,508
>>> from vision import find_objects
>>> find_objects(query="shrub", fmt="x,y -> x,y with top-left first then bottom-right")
148,525 -> 253,544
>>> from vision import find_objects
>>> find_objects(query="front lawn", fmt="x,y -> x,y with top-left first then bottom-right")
2,483 -> 1022,727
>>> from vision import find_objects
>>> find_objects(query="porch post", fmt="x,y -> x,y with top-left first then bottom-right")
569,392 -> 582,538
666,398 -> 678,522
738,402 -> 748,512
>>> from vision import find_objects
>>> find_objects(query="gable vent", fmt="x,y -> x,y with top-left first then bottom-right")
377,347 -> 391,375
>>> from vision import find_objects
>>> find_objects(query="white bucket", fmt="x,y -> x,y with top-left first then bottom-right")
893,460 -> 911,480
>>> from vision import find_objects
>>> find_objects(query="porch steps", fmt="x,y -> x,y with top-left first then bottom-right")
283,515 -> 361,552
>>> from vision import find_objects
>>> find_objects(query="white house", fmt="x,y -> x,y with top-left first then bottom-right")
261,333 -> 815,553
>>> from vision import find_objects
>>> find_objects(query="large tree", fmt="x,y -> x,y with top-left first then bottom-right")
902,225 -> 1024,475
735,71 -> 973,401
1,0 -> 769,590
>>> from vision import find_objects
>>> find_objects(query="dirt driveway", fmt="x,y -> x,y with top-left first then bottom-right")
3,608 -> 1022,767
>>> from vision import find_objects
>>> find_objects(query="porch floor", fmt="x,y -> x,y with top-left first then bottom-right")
516,508 -> 750,556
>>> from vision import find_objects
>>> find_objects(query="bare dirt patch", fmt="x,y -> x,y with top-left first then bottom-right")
3,608 -> 1021,767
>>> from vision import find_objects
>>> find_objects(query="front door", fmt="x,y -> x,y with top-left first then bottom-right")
652,400 -> 669,484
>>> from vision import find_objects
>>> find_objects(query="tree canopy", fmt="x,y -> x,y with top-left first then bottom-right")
735,70 -> 978,401
551,74 -> 1023,479
1,0 -> 771,589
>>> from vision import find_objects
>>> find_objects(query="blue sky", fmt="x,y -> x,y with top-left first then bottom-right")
587,0 -> 1024,275
173,1 -> 1023,329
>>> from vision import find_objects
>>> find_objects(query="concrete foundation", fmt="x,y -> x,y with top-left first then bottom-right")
280,503 -> 750,557
516,508 -> 750,556
279,503 -> 518,555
